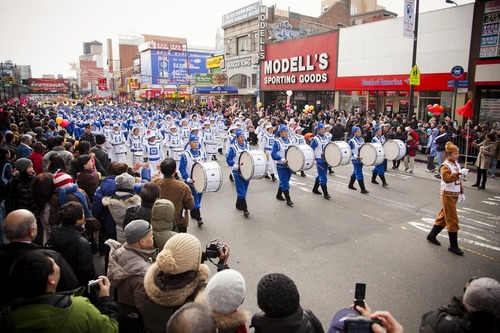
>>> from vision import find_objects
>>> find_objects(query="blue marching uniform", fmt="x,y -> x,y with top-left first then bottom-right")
179,147 -> 207,226
371,134 -> 389,187
348,127 -> 370,194
226,134 -> 251,217
310,134 -> 329,185
271,134 -> 294,206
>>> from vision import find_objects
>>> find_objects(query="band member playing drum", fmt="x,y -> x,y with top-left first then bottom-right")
371,125 -> 389,187
111,123 -> 127,163
291,126 -> 307,177
260,123 -> 277,182
201,121 -> 217,161
348,126 -> 369,194
310,122 -> 331,199
128,127 -> 143,155
272,124 -> 294,207
226,129 -> 251,217
179,134 -> 207,227
144,132 -> 164,175
324,123 -> 335,175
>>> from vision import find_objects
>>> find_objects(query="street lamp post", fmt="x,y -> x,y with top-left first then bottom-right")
407,0 -> 420,121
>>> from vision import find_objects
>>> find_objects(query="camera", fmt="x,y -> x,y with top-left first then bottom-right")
344,315 -> 382,333
206,242 -> 224,258
87,278 -> 101,294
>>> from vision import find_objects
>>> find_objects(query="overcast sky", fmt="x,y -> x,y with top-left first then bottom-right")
0,0 -> 474,77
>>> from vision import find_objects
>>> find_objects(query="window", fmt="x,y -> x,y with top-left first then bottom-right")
237,36 -> 250,55
350,4 -> 357,15
229,74 -> 249,89
251,74 -> 257,87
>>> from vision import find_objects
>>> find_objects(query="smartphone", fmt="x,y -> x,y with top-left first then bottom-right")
354,283 -> 366,310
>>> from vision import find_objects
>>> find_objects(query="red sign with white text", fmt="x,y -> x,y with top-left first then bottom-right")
28,78 -> 70,92
98,78 -> 107,91
260,32 -> 338,91
335,73 -> 467,91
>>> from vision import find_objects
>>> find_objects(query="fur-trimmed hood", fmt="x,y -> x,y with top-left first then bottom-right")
144,262 -> 209,307
101,192 -> 141,208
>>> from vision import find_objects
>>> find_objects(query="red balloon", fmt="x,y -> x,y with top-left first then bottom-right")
427,104 -> 433,109
61,119 -> 70,128
439,106 -> 444,112
434,111 -> 442,117
433,103 -> 440,109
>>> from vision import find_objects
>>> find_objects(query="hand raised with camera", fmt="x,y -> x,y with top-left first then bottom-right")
97,276 -> 111,298
370,311 -> 404,333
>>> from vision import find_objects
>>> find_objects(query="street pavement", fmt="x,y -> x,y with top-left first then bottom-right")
96,150 -> 500,332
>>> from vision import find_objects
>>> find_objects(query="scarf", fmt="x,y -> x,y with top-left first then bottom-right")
54,184 -> 90,218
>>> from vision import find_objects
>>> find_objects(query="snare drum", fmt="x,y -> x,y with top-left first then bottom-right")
384,139 -> 406,161
360,143 -> 385,166
215,136 -> 223,148
170,148 -> 184,161
324,141 -> 352,167
133,151 -> 143,164
205,141 -> 218,154
239,150 -> 267,180
220,132 -> 229,140
191,162 -> 222,193
113,143 -> 127,154
285,145 -> 314,172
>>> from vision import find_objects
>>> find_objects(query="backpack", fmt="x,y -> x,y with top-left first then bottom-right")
1,163 -> 12,185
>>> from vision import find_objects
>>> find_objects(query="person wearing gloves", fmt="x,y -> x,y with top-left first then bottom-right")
426,141 -> 468,256
310,122 -> 331,199
150,199 -> 178,249
106,219 -> 156,333
271,124 -> 294,207
179,134 -> 207,227
202,269 -> 250,333
226,129 -> 251,217
142,233 -> 210,333
348,126 -> 369,194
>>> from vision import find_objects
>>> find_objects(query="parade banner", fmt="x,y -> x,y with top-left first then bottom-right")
28,78 -> 70,92
98,78 -> 107,91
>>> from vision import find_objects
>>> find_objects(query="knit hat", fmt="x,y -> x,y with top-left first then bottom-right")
327,308 -> 359,333
235,129 -> 244,137
445,141 -> 458,153
115,173 -> 135,190
156,233 -> 202,275
257,273 -> 300,318
463,277 -> 500,318
124,219 -> 152,244
15,158 -> 32,173
53,172 -> 73,189
205,269 -> 246,314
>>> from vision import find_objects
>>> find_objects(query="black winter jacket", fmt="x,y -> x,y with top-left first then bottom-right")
251,306 -> 324,333
5,171 -> 35,214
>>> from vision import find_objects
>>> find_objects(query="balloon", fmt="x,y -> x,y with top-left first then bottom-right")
56,117 -> 63,125
439,106 -> 444,112
427,104 -> 433,109
61,119 -> 70,128
303,109 -> 308,113
257,102 -> 262,108
433,103 -> 440,109
304,104 -> 310,110
434,111 -> 442,117
309,105 -> 314,111
427,111 -> 434,117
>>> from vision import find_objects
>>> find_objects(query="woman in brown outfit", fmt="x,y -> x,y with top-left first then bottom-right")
472,132 -> 497,190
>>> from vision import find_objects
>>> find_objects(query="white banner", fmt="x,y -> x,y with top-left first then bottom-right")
404,0 -> 415,39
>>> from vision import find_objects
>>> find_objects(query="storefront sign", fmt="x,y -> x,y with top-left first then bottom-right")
260,32 -> 338,91
226,58 -> 253,69
259,5 -> 267,61
480,0 -> 500,58
336,73 -> 463,91
206,56 -> 223,69
222,2 -> 260,28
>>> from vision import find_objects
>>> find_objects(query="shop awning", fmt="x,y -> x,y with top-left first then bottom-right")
192,85 -> 238,94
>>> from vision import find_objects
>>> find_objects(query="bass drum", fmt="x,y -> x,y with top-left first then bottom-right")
133,152 -> 143,165
360,143 -> 385,166
285,145 -> 314,172
324,141 -> 351,167
205,141 -> 218,154
191,162 -> 222,193
384,139 -> 406,161
239,150 -> 267,180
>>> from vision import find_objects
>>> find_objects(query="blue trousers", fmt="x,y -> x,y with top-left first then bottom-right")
352,160 -> 364,180
315,159 -> 328,185
189,185 -> 203,209
372,164 -> 385,175
277,163 -> 292,191
233,170 -> 250,199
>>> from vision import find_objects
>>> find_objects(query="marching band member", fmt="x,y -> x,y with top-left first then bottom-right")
179,134 -> 207,227
370,125 -> 388,187
272,124 -> 293,207
226,129 -> 251,218
325,123 -> 335,175
179,118 -> 191,147
255,118 -> 267,147
216,114 -> 226,155
201,121 -> 217,161
128,127 -> 143,156
111,123 -> 127,163
226,124 -> 239,183
134,116 -> 146,137
348,126 -> 369,194
291,126 -> 307,177
102,118 -> 113,151
310,122 -> 331,199
259,123 -> 277,182
143,132 -> 164,174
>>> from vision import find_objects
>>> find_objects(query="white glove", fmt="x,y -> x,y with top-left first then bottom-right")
232,164 -> 239,171
280,158 -> 287,164
459,168 -> 469,176
186,178 -> 193,184
458,194 -> 466,202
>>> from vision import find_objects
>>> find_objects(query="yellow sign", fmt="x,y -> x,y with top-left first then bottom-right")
206,56 -> 223,69
409,65 -> 420,85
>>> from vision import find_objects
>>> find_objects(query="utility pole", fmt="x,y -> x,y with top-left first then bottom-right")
407,0 -> 420,120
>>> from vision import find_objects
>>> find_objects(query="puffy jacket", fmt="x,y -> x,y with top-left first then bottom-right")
251,307 -> 324,333
123,202 -> 153,230
150,199 -> 177,250
45,224 -> 96,287
102,191 -> 141,244
5,171 -> 35,214
92,176 -> 118,235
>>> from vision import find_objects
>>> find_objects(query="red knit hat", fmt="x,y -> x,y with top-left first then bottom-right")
53,172 -> 73,189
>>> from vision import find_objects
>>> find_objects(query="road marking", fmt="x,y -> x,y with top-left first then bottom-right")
362,214 -> 384,223
462,207 -> 493,216
482,201 -> 499,206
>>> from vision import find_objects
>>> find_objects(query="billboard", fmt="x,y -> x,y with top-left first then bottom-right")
150,50 -> 211,85
28,78 -> 71,92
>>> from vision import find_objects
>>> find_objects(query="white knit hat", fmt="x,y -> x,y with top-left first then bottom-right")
205,269 -> 246,314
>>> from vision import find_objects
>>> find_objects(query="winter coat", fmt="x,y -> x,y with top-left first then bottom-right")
76,169 -> 99,202
5,171 -> 35,214
102,191 -> 141,244
251,306 -> 324,333
42,146 -> 74,172
435,132 -> 450,152
91,145 -> 111,175
427,128 -> 439,157
48,187 -> 91,227
15,142 -> 32,159
105,239 -> 156,328
0,242 -> 79,306
153,177 -> 194,228
30,150 -> 44,175
123,202 -> 153,230
150,199 -> 177,250
0,292 -> 118,333
92,176 -> 118,235
474,140 -> 497,169
142,262 -> 210,333
45,224 -> 96,288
